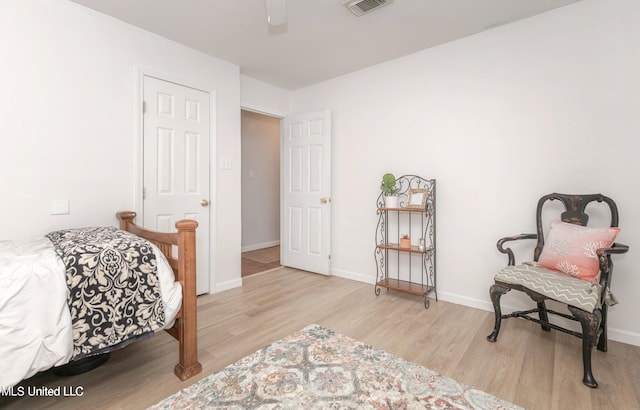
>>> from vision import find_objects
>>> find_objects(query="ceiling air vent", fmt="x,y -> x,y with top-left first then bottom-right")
343,0 -> 394,17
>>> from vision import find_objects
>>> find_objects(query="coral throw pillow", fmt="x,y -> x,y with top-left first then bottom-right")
537,220 -> 620,284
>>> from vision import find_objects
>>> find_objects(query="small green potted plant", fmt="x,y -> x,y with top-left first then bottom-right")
380,173 -> 399,208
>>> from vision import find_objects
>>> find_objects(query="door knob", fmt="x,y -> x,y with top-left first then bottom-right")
200,199 -> 209,207
320,197 -> 331,204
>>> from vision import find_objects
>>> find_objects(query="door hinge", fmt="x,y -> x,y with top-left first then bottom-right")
142,100 -> 147,114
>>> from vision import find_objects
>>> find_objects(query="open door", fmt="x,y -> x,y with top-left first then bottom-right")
281,110 -> 331,274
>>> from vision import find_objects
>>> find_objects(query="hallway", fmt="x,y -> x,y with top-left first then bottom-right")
241,246 -> 281,277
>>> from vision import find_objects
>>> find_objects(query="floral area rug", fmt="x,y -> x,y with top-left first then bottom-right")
149,324 -> 522,409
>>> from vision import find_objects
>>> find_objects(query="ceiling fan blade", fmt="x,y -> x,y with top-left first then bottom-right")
265,0 -> 287,26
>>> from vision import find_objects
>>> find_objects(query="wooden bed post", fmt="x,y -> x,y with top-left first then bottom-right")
174,218 -> 203,380
117,211 -> 137,231
116,211 -> 202,381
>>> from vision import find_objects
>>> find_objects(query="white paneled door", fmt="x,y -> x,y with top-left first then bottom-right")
143,75 -> 211,294
282,110 -> 331,274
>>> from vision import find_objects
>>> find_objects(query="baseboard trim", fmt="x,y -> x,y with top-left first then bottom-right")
214,278 -> 243,293
242,240 -> 280,253
331,268 -> 376,285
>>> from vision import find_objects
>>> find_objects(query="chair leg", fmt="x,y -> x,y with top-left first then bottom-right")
537,300 -> 551,332
597,304 -> 608,352
569,306 -> 602,388
487,283 -> 510,342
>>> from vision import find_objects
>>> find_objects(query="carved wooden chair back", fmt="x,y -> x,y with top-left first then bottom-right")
532,193 -> 620,263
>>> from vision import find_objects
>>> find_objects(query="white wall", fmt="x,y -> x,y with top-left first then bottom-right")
241,110 -> 280,250
292,0 -> 640,345
0,0 -> 242,293
240,75 -> 291,118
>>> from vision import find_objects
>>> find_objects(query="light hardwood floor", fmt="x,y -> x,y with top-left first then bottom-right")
241,245 -> 280,277
3,267 -> 639,409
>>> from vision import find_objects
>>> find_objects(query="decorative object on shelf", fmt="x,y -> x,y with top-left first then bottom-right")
375,175 -> 437,309
407,188 -> 428,209
380,173 -> 399,208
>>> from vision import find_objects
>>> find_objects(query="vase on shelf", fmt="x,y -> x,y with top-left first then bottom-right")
400,236 -> 411,248
384,195 -> 398,208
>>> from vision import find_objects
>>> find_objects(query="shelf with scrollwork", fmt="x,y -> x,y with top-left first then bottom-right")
374,175 -> 436,309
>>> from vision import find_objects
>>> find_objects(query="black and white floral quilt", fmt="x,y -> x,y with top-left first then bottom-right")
46,227 -> 165,360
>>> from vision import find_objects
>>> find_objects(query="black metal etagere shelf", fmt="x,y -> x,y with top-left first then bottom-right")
374,175 -> 436,308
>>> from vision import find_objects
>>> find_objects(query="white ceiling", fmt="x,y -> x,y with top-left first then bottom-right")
69,0 -> 582,90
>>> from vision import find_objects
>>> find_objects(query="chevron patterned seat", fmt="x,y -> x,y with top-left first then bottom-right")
486,193 -> 628,389
495,262 -> 610,312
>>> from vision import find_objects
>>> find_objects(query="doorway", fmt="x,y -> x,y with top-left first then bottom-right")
240,109 -> 281,277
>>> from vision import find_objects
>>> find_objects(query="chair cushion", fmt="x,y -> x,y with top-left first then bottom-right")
537,220 -> 620,284
495,262 -> 606,312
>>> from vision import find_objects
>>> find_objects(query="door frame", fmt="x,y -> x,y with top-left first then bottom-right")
239,105 -> 284,272
134,66 -> 217,293
240,108 -> 283,253
241,104 -> 332,276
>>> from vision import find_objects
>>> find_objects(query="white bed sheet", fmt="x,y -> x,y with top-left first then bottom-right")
0,236 -> 182,389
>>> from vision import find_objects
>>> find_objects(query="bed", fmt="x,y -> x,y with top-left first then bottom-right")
0,211 -> 202,388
